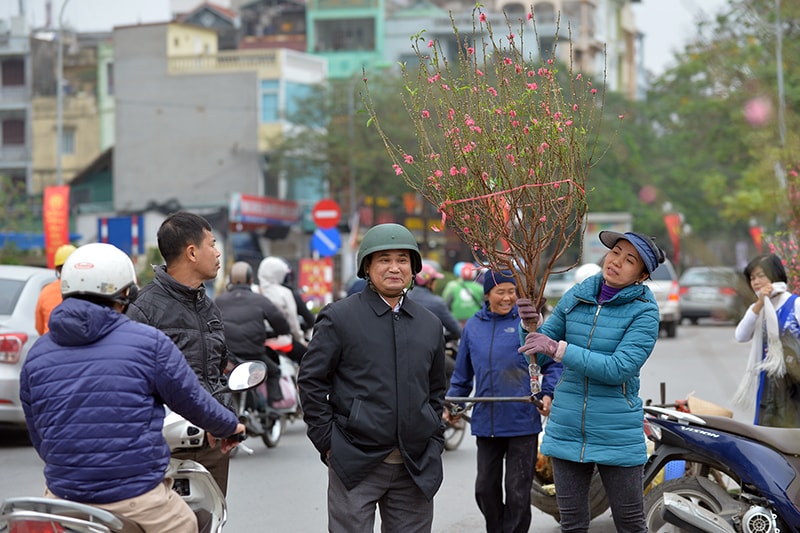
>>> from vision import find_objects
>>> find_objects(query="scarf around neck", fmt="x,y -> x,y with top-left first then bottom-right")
733,281 -> 788,407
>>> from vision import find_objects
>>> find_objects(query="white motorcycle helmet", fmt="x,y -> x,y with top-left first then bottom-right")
60,243 -> 139,307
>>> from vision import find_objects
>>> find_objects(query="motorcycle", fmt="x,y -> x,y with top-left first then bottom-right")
0,361 -> 266,533
442,338 -> 466,451
228,351 -> 301,450
641,402 -> 800,533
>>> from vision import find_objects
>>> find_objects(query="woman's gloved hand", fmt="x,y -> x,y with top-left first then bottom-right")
519,332 -> 567,362
517,298 -> 545,331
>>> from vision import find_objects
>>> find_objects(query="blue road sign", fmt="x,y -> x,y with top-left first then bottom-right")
311,227 -> 341,257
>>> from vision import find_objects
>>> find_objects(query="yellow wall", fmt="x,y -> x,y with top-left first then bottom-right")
31,95 -> 101,194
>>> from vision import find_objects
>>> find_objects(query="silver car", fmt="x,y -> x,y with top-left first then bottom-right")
0,265 -> 56,427
678,266 -> 752,325
644,259 -> 681,338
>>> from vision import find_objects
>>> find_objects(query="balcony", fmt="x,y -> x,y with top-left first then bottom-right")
168,49 -> 325,78
0,86 -> 29,109
0,144 -> 31,166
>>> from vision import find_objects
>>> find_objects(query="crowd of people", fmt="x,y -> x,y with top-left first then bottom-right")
21,214 -> 800,533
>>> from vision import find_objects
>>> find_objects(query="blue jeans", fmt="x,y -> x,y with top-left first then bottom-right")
551,457 -> 646,533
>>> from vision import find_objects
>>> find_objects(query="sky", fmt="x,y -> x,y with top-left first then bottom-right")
2,0 -> 730,75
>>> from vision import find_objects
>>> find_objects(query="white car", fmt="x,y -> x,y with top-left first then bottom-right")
644,259 -> 681,338
0,265 -> 55,427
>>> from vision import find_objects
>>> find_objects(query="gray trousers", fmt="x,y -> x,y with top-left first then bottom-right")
328,462 -> 433,533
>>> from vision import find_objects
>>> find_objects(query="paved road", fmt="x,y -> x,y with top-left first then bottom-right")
0,320 -> 750,531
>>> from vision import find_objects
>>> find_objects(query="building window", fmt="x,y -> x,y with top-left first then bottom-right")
106,62 -> 114,95
285,82 -> 313,121
61,127 -> 76,155
1,59 -> 25,86
260,80 -> 279,123
2,119 -> 24,145
533,2 -> 556,25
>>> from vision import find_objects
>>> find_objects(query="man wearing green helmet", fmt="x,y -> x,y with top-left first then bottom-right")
298,223 -> 447,532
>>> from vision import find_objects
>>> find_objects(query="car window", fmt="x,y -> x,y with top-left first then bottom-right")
680,268 -> 736,286
0,279 -> 25,315
649,263 -> 674,282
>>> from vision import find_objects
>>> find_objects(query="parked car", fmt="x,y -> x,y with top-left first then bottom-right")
542,270 -> 575,302
678,266 -> 752,325
0,265 -> 55,427
645,259 -> 681,338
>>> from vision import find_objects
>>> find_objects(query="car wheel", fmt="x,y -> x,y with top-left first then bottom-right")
689,318 -> 699,326
664,321 -> 677,338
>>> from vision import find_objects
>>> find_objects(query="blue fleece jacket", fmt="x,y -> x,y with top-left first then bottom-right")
447,304 -> 561,437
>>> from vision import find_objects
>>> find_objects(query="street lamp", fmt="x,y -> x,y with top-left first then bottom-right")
56,0 -> 73,186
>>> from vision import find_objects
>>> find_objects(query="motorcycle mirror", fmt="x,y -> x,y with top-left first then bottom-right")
225,361 -> 267,393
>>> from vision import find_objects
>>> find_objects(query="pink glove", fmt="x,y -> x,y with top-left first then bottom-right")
517,298 -> 545,331
519,332 -> 558,356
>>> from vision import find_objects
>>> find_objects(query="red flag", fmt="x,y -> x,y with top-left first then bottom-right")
43,185 -> 70,268
749,226 -> 763,253
663,213 -> 682,265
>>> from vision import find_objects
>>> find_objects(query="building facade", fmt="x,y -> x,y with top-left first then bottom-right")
0,16 -> 32,195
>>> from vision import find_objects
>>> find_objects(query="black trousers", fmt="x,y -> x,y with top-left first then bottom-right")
475,434 -> 538,533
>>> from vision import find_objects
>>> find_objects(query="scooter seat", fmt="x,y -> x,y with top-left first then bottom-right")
699,415 -> 800,455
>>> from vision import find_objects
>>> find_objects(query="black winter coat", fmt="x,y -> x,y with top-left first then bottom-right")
298,286 -> 447,500
215,284 -> 290,359
127,266 -> 227,394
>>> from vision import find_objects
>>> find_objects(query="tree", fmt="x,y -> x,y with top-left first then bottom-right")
0,175 -> 38,265
268,75 -> 417,218
641,0 -> 799,233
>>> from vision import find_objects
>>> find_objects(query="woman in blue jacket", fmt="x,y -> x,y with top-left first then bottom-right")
447,270 -> 561,533
518,231 -> 665,533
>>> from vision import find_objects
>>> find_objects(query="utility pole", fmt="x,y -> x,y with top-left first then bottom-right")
56,0 -> 72,186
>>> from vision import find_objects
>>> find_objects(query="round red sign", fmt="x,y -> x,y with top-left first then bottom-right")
311,199 -> 341,230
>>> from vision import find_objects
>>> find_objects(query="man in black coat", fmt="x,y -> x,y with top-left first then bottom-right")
126,212 -> 233,495
298,223 -> 447,533
215,262 -> 290,408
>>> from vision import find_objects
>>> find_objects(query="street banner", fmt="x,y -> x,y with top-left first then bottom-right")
299,257 -> 333,308
43,185 -> 70,268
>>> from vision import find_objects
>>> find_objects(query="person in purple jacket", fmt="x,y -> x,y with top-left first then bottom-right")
19,243 -> 245,533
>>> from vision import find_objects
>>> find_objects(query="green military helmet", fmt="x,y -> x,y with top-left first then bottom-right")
356,223 -> 422,278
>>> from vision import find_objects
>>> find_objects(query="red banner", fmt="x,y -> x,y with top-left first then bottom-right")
43,185 -> 70,268
663,213 -> 682,266
749,226 -> 763,253
299,257 -> 333,308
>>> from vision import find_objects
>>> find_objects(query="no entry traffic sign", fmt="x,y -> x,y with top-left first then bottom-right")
311,199 -> 341,230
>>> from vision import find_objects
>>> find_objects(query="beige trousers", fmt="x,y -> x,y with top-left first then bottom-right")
46,478 -> 197,533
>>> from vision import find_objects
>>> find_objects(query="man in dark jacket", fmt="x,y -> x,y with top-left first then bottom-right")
216,261 -> 290,408
407,263 -> 462,341
21,243 -> 244,533
298,223 -> 447,533
126,212 -> 234,496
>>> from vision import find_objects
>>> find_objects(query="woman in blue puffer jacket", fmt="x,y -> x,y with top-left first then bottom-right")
518,231 -> 666,533
447,270 -> 561,533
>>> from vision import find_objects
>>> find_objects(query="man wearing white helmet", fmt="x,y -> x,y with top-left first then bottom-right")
20,243 -> 245,533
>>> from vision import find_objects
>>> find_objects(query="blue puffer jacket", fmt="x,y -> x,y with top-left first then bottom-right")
536,273 -> 659,467
19,298 -> 239,504
448,304 -> 561,437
